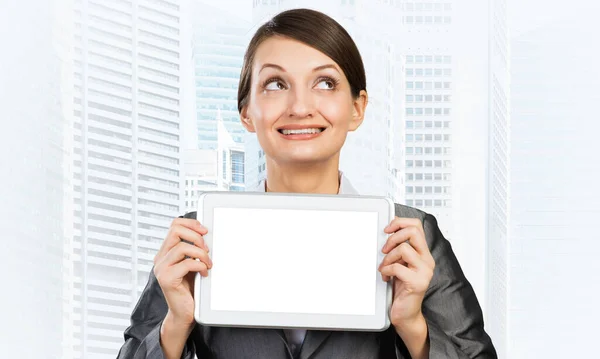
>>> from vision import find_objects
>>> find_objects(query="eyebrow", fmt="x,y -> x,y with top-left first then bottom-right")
258,63 -> 341,74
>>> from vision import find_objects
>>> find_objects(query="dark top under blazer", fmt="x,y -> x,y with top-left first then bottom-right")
117,204 -> 498,359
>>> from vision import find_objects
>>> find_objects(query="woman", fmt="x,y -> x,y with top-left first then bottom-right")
118,8 -> 497,359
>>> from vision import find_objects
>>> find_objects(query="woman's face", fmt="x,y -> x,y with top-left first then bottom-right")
241,36 -> 367,166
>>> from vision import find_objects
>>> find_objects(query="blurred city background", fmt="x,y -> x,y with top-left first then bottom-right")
0,0 -> 599,358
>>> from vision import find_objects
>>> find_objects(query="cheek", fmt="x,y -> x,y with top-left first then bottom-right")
252,94 -> 288,130
316,96 -> 354,127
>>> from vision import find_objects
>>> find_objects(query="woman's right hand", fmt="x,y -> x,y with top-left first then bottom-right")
153,218 -> 212,329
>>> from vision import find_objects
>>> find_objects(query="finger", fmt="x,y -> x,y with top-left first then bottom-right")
384,217 -> 422,234
173,217 -> 208,235
382,226 -> 428,256
380,262 -> 417,283
381,242 -> 427,272
156,223 -> 208,262
169,257 -> 210,279
378,249 -> 408,282
159,241 -> 212,269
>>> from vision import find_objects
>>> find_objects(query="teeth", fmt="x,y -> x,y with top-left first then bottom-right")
281,128 -> 323,135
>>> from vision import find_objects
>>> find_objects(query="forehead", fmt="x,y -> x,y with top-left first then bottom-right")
253,36 -> 342,74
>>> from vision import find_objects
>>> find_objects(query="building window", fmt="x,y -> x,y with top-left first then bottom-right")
222,150 -> 227,180
230,151 -> 244,183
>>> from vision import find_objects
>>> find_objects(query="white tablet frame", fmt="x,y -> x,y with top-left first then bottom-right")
194,191 -> 394,331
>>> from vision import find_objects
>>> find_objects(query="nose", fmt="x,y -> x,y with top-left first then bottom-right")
287,86 -> 315,118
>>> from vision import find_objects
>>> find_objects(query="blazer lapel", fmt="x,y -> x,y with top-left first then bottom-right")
298,330 -> 332,359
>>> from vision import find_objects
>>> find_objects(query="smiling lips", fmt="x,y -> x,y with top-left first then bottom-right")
277,125 -> 326,140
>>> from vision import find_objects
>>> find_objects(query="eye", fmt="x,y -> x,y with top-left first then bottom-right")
263,78 -> 286,91
315,77 -> 338,90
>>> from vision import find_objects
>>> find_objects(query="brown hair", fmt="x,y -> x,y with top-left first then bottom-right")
237,8 -> 367,113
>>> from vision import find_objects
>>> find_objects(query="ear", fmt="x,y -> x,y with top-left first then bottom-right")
240,106 -> 256,133
349,90 -> 368,132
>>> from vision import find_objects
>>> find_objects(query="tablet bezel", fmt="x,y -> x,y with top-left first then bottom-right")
194,191 -> 394,331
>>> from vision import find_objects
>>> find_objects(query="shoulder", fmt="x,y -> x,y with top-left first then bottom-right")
180,211 -> 197,220
393,202 -> 428,221
393,203 -> 447,253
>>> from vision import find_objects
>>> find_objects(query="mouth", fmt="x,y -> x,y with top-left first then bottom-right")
277,127 -> 326,135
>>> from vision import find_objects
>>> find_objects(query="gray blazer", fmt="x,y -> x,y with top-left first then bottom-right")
117,204 -> 497,359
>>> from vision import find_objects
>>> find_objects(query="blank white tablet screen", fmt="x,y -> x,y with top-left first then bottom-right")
210,207 -> 379,315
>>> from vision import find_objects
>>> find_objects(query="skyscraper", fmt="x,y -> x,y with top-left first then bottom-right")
509,14 -> 600,358
70,0 -> 192,357
192,2 -> 251,149
181,3 -> 250,211
0,1 -> 71,358
379,4 -> 510,352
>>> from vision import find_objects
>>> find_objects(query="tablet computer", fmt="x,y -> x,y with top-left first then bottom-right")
193,191 -> 394,331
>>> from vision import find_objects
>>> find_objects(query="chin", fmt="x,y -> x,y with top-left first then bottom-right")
273,151 -> 339,167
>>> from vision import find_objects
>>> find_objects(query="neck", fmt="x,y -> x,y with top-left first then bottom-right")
265,156 -> 341,194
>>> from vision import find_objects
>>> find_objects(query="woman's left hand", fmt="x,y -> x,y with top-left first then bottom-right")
378,217 -> 435,333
